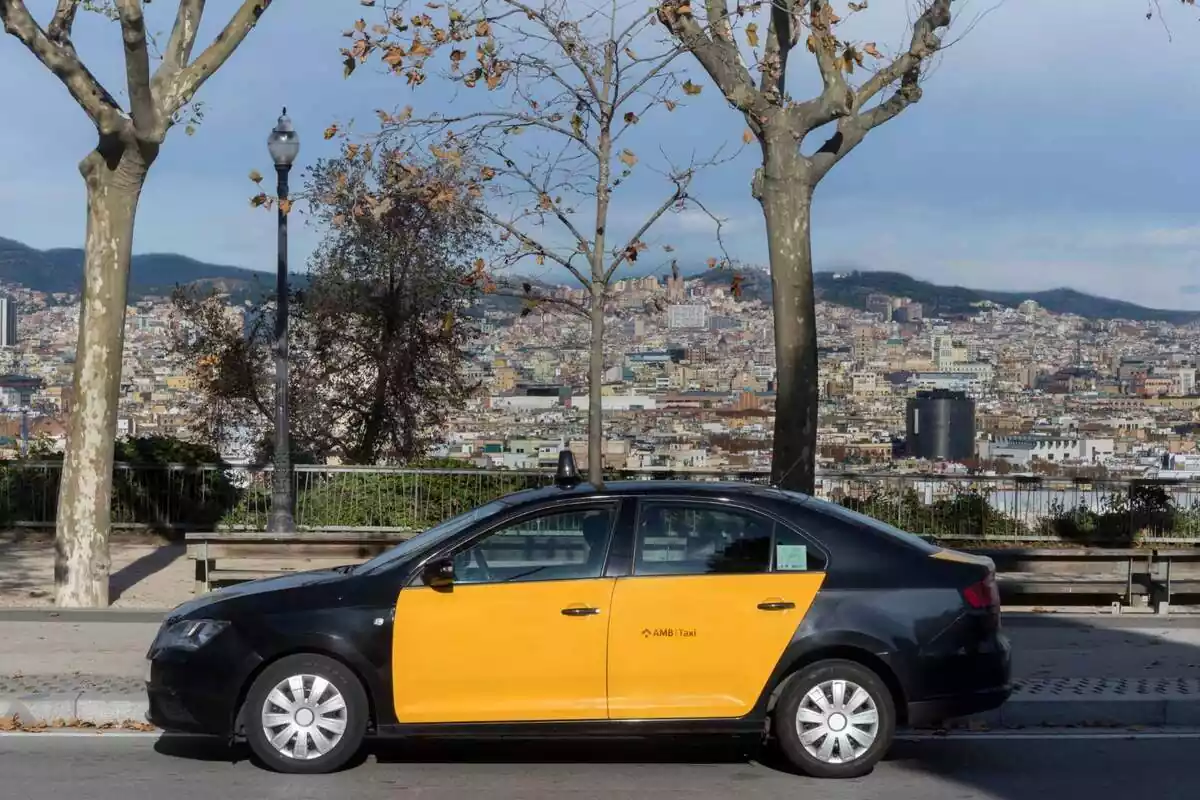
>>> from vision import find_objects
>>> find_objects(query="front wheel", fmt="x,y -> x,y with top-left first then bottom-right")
772,659 -> 896,779
243,653 -> 369,774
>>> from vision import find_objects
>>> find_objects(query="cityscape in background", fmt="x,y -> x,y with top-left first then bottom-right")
2,265 -> 1199,482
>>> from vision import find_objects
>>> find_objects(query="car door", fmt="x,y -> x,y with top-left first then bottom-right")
607,499 -> 828,720
392,501 -> 620,724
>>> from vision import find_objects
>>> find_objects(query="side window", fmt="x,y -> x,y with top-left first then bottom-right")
449,506 -> 616,585
634,503 -> 773,576
772,525 -> 828,573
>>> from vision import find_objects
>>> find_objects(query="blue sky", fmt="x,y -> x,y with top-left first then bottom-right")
1,0 -> 1198,309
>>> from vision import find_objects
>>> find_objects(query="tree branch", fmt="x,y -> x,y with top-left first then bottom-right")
153,0 -> 206,91
801,0 -> 854,129
484,144 -> 591,257
46,0 -> 79,42
605,182 -> 687,283
158,0 -> 271,120
501,0 -> 603,103
808,0 -> 953,179
656,0 -> 765,117
1,0 -> 125,134
400,111 -> 603,161
759,0 -> 799,103
810,67 -> 922,181
612,44 -> 684,110
475,206 -> 591,287
115,0 -> 158,136
854,0 -> 952,109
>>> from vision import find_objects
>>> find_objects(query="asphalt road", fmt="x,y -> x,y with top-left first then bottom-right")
3,732 -> 1199,799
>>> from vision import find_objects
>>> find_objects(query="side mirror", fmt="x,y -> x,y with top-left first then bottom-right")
422,557 -> 455,589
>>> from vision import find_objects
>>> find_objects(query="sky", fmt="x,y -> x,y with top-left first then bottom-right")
1,0 -> 1198,309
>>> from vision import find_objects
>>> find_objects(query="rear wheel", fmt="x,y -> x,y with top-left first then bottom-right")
243,653 -> 368,774
772,659 -> 895,779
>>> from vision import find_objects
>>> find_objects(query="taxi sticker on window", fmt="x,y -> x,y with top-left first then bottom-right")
776,544 -> 808,571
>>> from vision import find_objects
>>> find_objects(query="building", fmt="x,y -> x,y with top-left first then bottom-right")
667,304 -> 709,329
0,297 -> 15,348
0,374 -> 42,410
931,334 -> 957,370
851,325 -> 875,365
981,435 -> 1115,467
906,389 -> 976,462
865,293 -> 893,320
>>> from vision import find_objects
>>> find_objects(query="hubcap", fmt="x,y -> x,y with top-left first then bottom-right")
795,679 -> 879,764
260,674 -> 349,760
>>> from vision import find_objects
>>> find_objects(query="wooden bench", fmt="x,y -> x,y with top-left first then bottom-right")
965,548 -> 1152,606
186,531 -> 417,593
1150,549 -> 1200,608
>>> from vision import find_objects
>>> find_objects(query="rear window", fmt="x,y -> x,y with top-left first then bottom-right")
792,494 -> 942,555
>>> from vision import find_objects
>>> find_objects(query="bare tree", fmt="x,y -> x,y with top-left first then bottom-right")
658,1 -> 956,493
1,0 -> 275,606
346,0 -> 730,485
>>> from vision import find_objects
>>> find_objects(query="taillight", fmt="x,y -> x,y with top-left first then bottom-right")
962,574 -> 1000,609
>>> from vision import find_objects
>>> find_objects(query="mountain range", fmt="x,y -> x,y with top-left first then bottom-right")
2,236 -> 1196,324
0,237 -> 296,304
693,268 -> 1200,325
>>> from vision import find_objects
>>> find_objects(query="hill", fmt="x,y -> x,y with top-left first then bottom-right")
0,237 -> 296,304
688,268 -> 1199,324
5,235 -> 1195,324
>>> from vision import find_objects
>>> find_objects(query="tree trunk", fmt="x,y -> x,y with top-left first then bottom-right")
55,140 -> 152,607
587,284 -> 605,485
757,142 -> 819,494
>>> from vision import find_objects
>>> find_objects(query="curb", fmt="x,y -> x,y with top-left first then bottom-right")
977,697 -> 1200,728
0,692 -> 148,727
5,694 -> 1200,731
0,609 -> 169,623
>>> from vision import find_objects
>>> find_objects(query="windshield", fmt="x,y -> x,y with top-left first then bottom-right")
355,499 -> 511,574
805,496 -> 942,554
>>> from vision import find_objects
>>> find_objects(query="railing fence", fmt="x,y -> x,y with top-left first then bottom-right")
3,462 -> 1199,545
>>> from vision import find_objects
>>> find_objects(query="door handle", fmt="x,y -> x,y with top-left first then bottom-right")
561,606 -> 601,616
757,600 -> 795,611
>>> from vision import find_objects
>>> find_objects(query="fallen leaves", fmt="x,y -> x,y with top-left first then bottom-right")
0,714 -> 156,733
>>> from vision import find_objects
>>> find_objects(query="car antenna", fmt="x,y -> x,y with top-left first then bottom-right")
555,449 -> 581,488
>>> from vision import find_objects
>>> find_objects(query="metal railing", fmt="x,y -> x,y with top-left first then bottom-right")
3,461 -> 1200,544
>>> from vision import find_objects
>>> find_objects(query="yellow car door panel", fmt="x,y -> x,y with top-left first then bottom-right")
607,573 -> 825,719
393,579 -> 616,723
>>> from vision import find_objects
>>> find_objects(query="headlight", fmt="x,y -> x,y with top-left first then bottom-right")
155,619 -> 230,651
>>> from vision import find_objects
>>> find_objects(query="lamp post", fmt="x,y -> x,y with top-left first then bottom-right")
267,108 -> 300,532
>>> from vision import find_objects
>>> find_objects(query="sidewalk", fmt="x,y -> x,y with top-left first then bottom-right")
2,612 -> 1200,729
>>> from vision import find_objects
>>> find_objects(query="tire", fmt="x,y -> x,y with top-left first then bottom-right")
243,653 -> 369,774
773,659 -> 895,779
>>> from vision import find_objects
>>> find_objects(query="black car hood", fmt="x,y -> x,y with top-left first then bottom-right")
167,566 -> 351,622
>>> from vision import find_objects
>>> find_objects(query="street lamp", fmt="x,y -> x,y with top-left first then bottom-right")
267,108 -> 299,532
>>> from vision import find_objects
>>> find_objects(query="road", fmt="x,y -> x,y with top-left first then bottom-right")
3,732 -> 1199,799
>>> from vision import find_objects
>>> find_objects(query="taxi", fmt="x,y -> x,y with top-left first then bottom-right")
146,452 -> 1011,779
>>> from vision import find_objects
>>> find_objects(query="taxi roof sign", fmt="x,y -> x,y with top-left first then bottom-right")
555,449 -> 581,488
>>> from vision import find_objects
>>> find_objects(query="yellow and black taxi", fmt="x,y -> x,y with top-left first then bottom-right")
146,453 -> 1011,779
